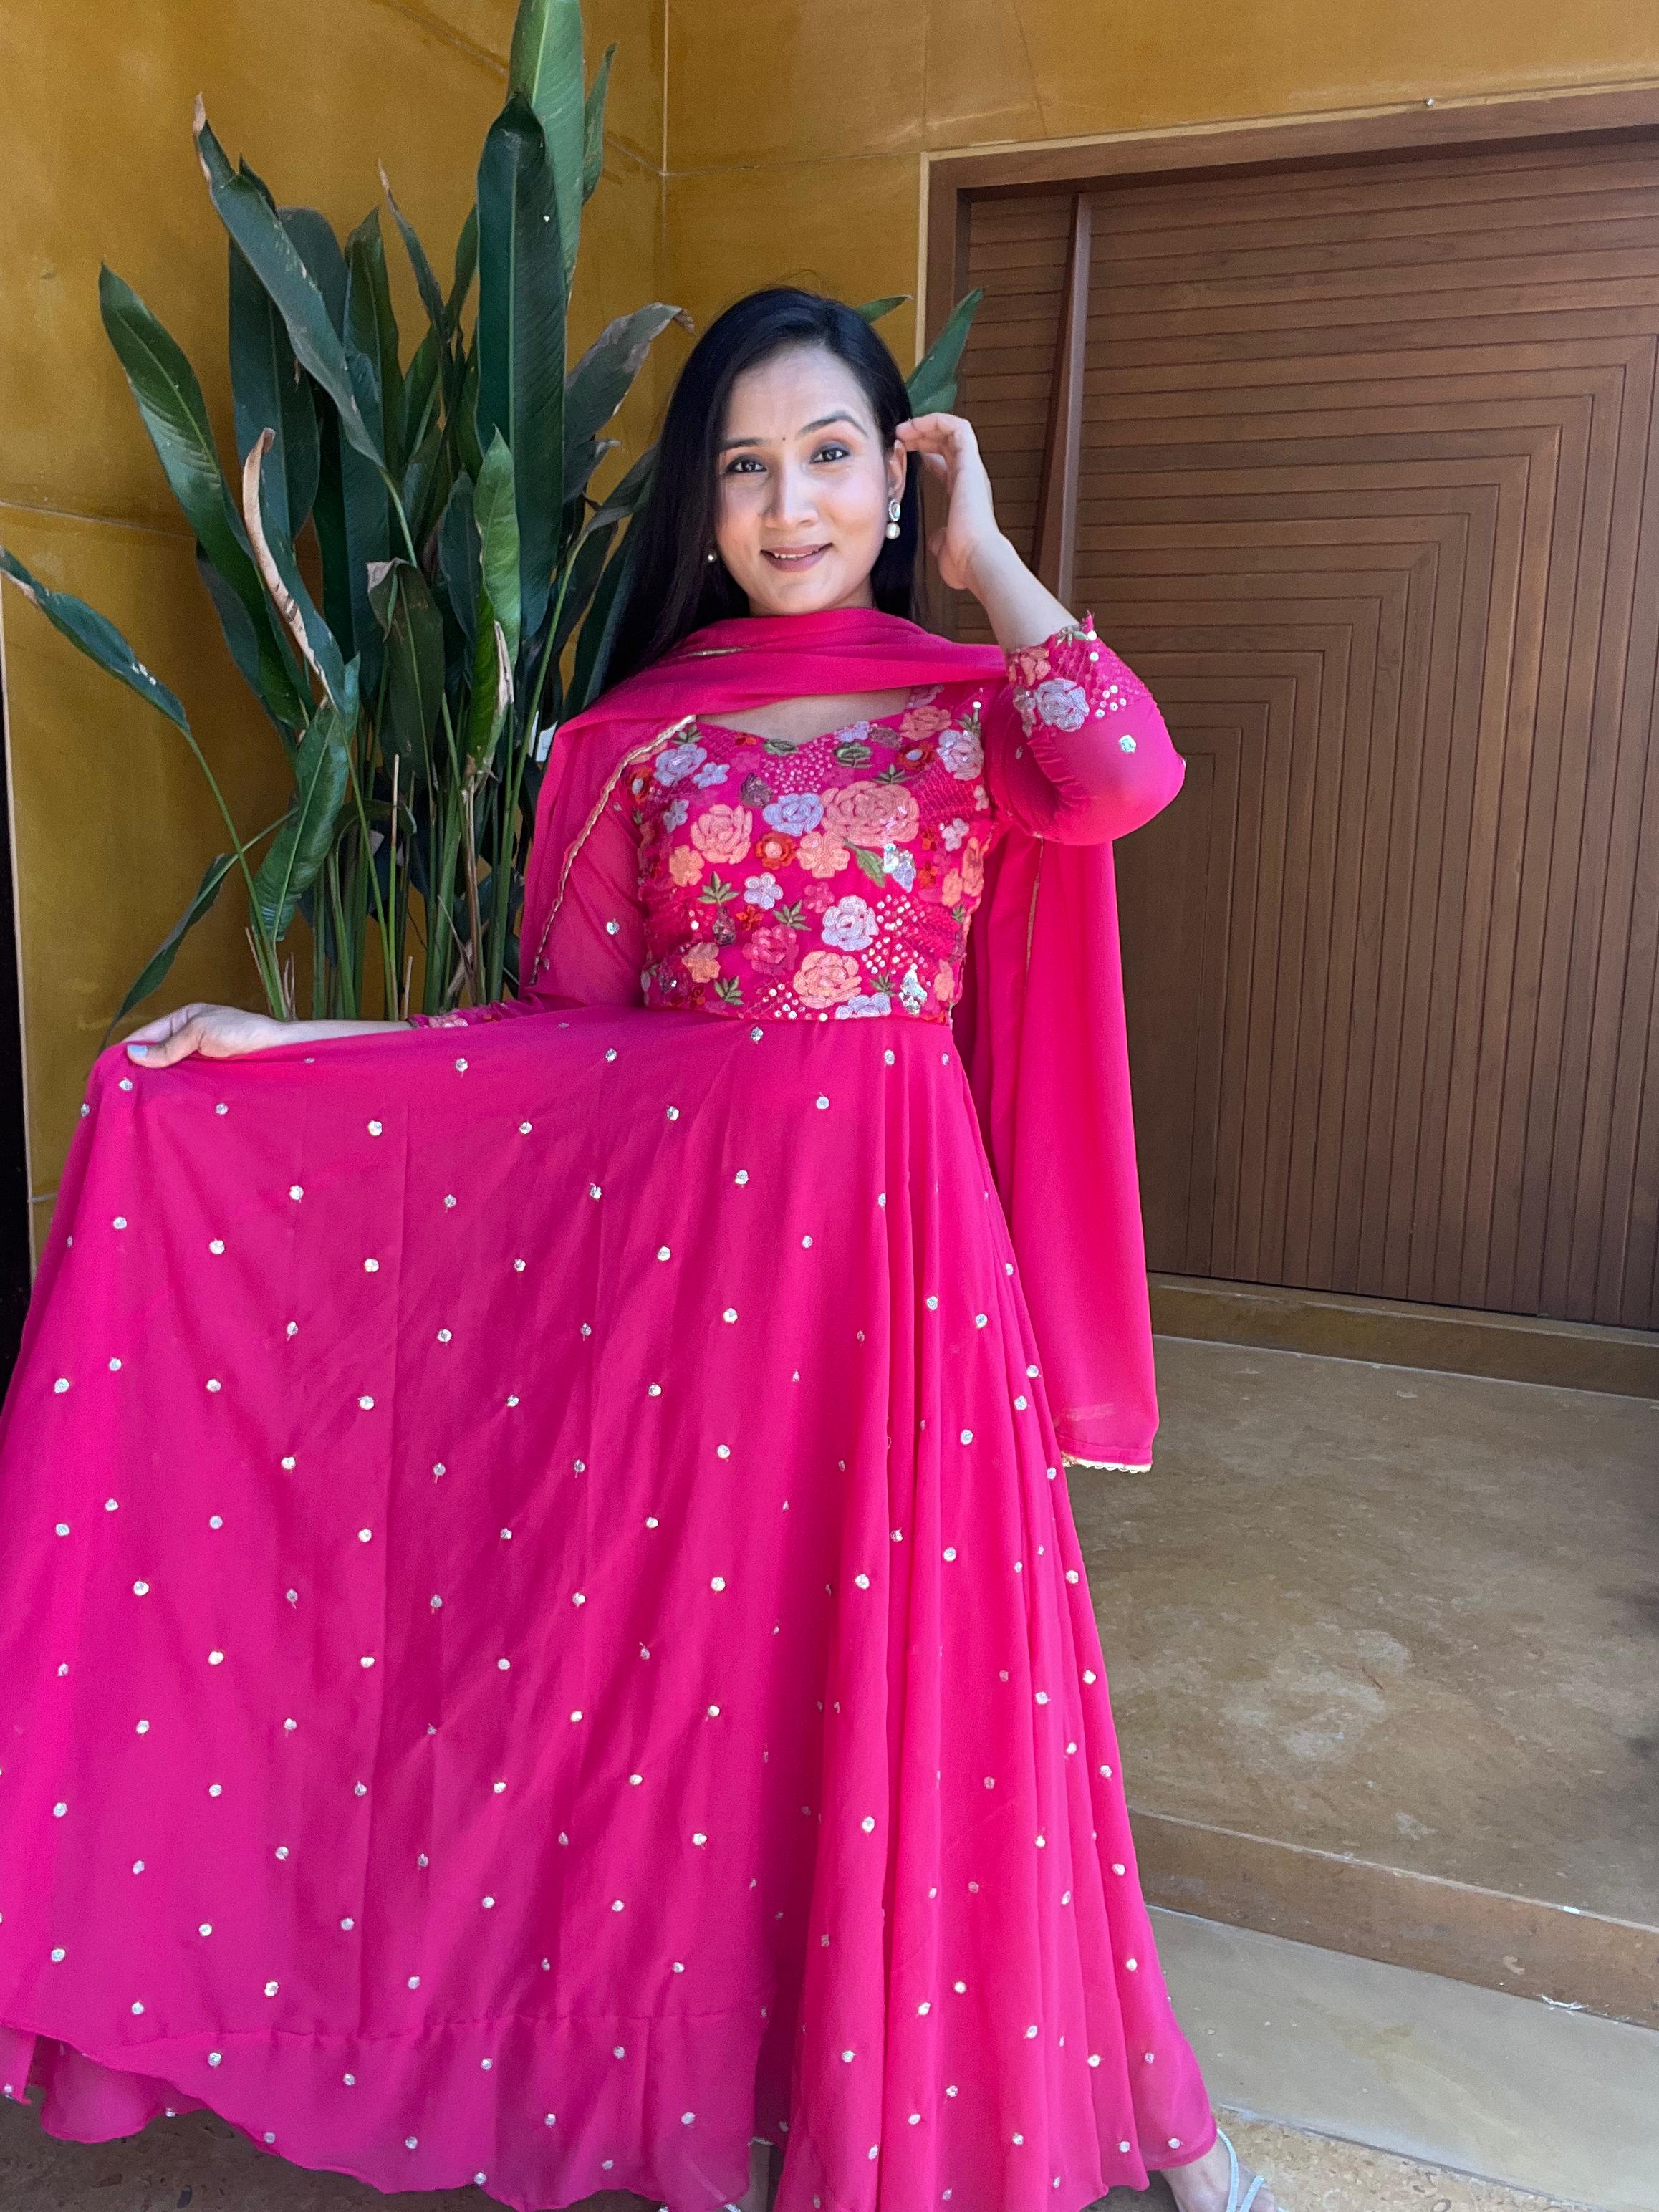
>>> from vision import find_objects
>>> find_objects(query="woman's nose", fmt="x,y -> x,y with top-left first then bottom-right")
765,462 -> 817,526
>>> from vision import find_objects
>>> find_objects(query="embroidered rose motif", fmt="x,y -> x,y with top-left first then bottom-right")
822,781 -> 920,848
961,843 -> 985,899
655,741 -> 707,787
669,847 -> 705,887
933,961 -> 955,1001
683,942 -> 721,983
690,804 -> 753,865
662,797 -> 690,832
754,829 -> 797,870
940,817 -> 968,851
749,920 -> 799,974
763,792 -> 824,835
796,828 -> 850,880
792,951 -> 862,1007
801,882 -> 835,913
692,759 -> 731,788
835,991 -> 892,1019
821,895 -> 877,952
936,726 -> 984,779
899,701 -> 952,746
1032,676 -> 1090,732
744,872 -> 784,910
941,869 -> 963,908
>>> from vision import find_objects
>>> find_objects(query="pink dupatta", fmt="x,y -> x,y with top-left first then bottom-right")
519,606 -> 1171,1469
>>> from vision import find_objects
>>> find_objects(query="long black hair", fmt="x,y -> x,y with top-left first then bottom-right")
603,287 -> 922,687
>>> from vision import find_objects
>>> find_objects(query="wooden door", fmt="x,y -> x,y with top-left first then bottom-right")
955,133 -> 1659,1329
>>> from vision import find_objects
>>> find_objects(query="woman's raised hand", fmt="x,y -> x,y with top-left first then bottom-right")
124,1002 -> 289,1067
893,412 -> 1008,596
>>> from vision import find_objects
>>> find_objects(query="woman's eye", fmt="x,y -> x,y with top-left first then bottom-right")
723,456 -> 764,475
813,442 -> 852,463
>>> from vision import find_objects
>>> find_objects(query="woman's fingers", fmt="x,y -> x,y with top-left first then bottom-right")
125,1002 -> 204,1046
126,1012 -> 206,1067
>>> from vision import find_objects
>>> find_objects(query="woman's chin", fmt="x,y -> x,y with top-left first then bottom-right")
741,564 -> 872,620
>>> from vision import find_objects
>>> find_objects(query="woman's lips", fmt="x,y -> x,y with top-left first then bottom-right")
762,544 -> 829,567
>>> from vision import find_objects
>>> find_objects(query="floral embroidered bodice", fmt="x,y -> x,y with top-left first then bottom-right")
414,612 -> 1172,1028
627,617 -> 1143,1024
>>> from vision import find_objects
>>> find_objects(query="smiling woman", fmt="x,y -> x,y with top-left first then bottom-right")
0,289 -> 1276,2212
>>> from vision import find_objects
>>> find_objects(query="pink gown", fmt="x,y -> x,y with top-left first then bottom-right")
0,618 -> 1216,2211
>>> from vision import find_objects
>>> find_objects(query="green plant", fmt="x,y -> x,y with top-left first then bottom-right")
0,0 -> 981,1031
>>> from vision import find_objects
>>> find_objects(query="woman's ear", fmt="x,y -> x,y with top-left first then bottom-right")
886,446 -> 909,506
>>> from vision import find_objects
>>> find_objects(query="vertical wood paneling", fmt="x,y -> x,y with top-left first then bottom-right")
957,134 -> 1659,1327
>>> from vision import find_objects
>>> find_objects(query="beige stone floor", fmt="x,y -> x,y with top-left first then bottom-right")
0,2098 -> 1583,2211
1069,1339 -> 1659,1926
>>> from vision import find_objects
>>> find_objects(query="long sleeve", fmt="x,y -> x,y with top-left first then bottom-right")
410,793 -> 645,1028
982,612 -> 1185,845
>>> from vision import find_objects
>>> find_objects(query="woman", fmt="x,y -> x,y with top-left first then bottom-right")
0,289 -> 1276,2212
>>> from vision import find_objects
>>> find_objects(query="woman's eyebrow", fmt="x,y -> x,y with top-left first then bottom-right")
718,411 -> 865,453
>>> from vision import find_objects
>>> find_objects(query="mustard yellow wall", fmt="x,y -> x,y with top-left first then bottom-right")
658,0 -> 1659,395
0,0 -> 665,1251
9,0 -> 1653,1257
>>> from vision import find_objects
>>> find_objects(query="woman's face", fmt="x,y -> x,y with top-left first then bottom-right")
711,345 -> 907,617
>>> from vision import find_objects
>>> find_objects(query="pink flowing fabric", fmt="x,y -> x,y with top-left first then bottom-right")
0,604 -> 1211,2212
517,607 -> 1183,1469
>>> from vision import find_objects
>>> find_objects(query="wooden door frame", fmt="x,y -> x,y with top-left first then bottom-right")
923,82 -> 1659,1380
923,81 -> 1659,357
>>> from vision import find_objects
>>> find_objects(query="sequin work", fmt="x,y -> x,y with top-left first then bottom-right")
0,618 -> 1213,2212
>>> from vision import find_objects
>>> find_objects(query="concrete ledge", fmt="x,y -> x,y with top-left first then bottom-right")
1153,1909 -> 1659,2212
1148,1274 -> 1659,1399
1133,1809 -> 1659,2030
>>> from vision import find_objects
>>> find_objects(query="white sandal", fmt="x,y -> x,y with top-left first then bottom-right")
1216,2124 -> 1273,2212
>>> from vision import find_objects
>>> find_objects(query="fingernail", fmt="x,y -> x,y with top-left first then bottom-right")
126,1043 -> 148,1057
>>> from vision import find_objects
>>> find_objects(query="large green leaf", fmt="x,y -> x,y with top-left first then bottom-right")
99,265 -> 309,735
447,206 -> 479,331
251,681 -> 356,939
564,304 -> 687,493
905,286 -> 984,417
567,502 -> 645,713
379,169 -> 448,354
400,403 -> 450,549
454,342 -> 484,481
0,548 -> 190,732
582,42 -> 615,203
109,847 -> 239,1029
507,0 -> 585,289
345,211 -> 403,476
476,93 -> 564,641
227,241 -> 319,554
279,206 -> 348,332
193,102 -> 382,468
401,327 -> 441,468
550,512 -> 616,663
437,474 -> 479,648
582,438 -> 655,531
369,559 -> 445,783
194,554 -> 300,752
473,431 -> 521,663
464,600 -> 513,772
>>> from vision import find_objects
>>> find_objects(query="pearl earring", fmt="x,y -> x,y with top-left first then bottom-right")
705,545 -> 718,563
885,498 -> 902,541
